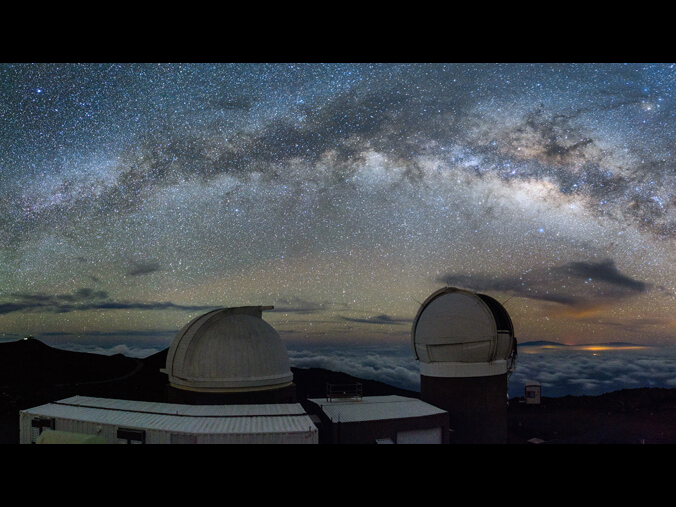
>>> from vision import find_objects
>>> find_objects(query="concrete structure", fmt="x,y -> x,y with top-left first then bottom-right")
412,287 -> 517,443
525,381 -> 541,404
20,396 -> 318,444
306,395 -> 449,444
161,306 -> 296,404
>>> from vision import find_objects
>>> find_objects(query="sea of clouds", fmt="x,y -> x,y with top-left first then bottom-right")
8,335 -> 676,399
287,342 -> 676,399
510,344 -> 676,398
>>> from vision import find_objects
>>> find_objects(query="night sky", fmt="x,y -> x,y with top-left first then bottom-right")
1,63 -> 675,360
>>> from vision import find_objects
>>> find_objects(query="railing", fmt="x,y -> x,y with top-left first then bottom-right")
326,382 -> 362,402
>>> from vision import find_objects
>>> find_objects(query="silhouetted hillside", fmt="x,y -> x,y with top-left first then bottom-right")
0,339 -> 145,444
0,339 -> 139,391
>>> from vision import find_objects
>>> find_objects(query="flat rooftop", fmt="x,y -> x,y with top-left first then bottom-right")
307,395 -> 447,423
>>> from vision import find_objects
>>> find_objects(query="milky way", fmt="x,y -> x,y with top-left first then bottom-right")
1,63 -> 675,351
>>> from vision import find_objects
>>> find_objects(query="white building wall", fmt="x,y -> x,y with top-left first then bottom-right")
396,426 -> 443,444
20,397 -> 318,444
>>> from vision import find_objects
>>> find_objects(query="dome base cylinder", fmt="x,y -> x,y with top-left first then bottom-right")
167,382 -> 297,405
420,373 -> 508,444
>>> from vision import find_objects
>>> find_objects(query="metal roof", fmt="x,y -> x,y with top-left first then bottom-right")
22,396 -> 316,436
307,395 -> 447,423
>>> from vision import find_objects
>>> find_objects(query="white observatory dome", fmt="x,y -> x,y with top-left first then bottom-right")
412,288 -> 515,378
163,306 -> 294,392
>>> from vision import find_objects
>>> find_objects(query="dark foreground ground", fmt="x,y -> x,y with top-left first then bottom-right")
2,339 -> 675,444
505,388 -> 676,444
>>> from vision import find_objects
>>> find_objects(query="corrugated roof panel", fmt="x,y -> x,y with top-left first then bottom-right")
23,396 -> 317,436
308,395 -> 447,423
58,396 -> 307,417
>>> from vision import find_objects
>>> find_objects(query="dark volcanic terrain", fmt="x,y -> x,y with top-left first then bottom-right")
2,339 -> 675,444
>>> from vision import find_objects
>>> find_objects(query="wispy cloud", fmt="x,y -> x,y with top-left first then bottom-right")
0,288 -> 219,315
126,260 -> 162,277
339,313 -> 410,326
267,297 -> 332,315
557,259 -> 646,292
437,258 -> 648,314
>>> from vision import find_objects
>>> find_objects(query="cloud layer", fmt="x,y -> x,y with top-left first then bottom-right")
0,288 -> 218,315
511,345 -> 676,397
438,258 -> 648,310
14,337 -> 675,399
286,343 -> 676,398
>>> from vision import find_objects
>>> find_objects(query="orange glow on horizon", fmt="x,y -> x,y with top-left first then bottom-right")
574,344 -> 649,352
519,343 -> 652,353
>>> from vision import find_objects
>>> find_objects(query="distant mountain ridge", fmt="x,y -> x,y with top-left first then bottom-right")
0,338 -> 139,390
518,340 -> 647,348
518,340 -> 568,347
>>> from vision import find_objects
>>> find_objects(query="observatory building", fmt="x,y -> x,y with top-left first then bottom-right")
412,287 -> 517,443
20,395 -> 317,444
161,306 -> 297,405
22,296 -> 534,444
20,304 -> 449,444
306,394 -> 449,444
20,306 -> 317,444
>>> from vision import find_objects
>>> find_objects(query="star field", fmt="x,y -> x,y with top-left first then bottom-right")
1,63 -> 675,351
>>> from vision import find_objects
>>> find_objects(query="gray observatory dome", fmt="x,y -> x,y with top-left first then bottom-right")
412,287 -> 516,378
163,306 -> 294,393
